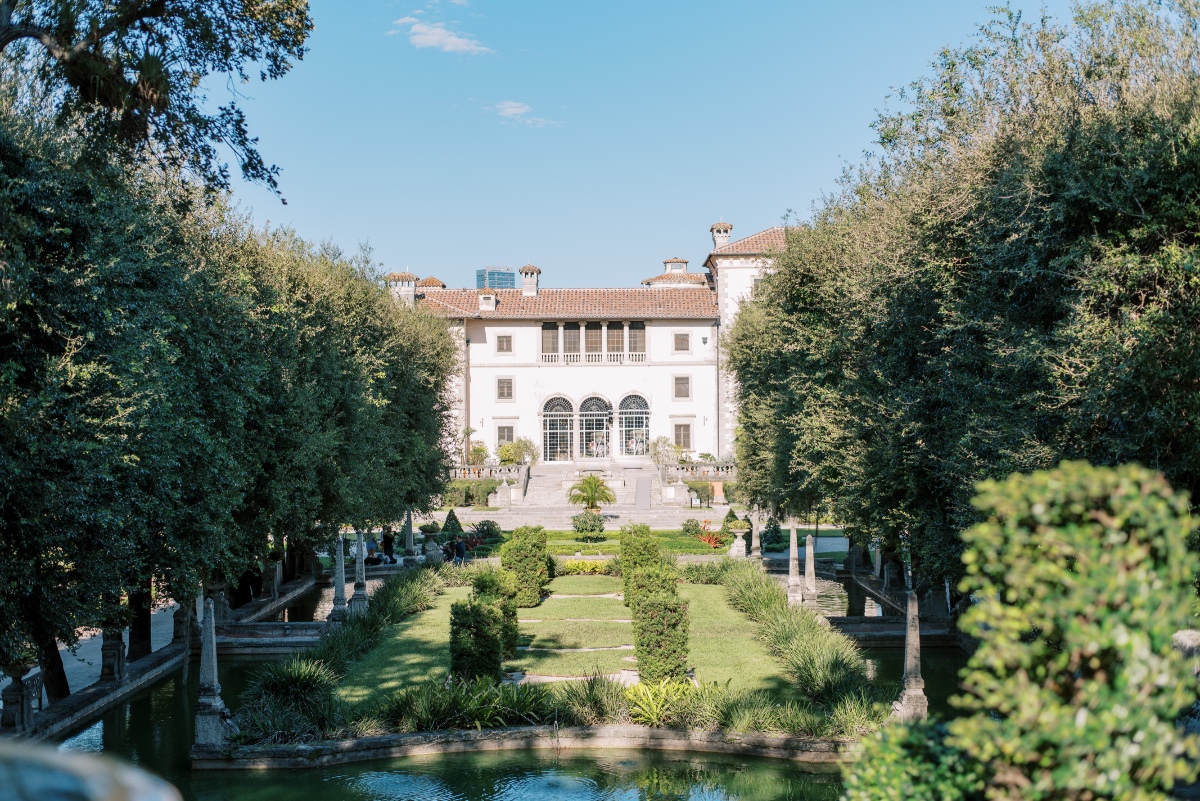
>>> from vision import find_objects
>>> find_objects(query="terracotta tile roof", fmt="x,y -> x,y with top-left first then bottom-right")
641,272 -> 710,285
519,264 -> 542,275
417,287 -> 718,320
384,271 -> 419,282
710,221 -> 733,232
663,257 -> 689,264
416,276 -> 446,288
710,227 -> 790,256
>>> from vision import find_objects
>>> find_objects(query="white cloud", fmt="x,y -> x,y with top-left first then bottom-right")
388,17 -> 491,54
492,100 -> 559,127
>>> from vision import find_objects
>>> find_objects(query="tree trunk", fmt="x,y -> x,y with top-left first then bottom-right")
32,628 -> 70,702
126,582 -> 153,661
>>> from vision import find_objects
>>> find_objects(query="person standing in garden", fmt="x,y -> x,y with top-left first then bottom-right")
454,536 -> 467,566
381,529 -> 396,565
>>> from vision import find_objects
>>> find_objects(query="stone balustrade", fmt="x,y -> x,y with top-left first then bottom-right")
659,462 -> 737,482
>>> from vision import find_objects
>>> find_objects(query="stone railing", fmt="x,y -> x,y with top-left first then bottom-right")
450,464 -> 530,495
660,462 -> 738,483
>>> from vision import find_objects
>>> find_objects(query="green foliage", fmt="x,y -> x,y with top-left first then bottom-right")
469,565 -> 519,659
625,566 -> 678,611
760,517 -> 785,551
632,593 -> 689,684
686,481 -> 714,507
441,509 -> 463,535
1,0 -> 312,195
567,474 -> 617,509
555,558 -> 619,576
496,436 -> 539,466
948,463 -> 1198,799
380,677 -> 555,732
418,521 -> 441,535
449,598 -> 504,681
443,479 -> 500,508
571,510 -> 606,541
680,561 -> 726,585
554,672 -> 631,726
625,680 -> 689,727
681,519 -> 704,538
725,0 -> 1200,591
470,519 -> 502,539
619,525 -> 662,604
843,721 -> 988,801
499,525 -> 551,607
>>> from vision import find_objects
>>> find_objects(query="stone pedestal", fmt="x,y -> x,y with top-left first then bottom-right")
805,534 -> 818,595
172,603 -> 195,646
194,598 -> 236,749
883,562 -> 900,590
892,590 -> 928,721
404,509 -> 416,557
349,529 -> 369,616
327,533 -> 348,625
100,629 -> 126,683
787,525 -> 802,603
423,537 -> 444,566
1,666 -> 35,733
873,545 -> 883,577
728,533 -> 747,559
749,519 -> 762,560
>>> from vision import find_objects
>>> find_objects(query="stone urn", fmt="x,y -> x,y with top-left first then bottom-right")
423,538 -> 444,566
1,663 -> 33,682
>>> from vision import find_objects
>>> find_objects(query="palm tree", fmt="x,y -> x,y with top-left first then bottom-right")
568,475 -> 616,510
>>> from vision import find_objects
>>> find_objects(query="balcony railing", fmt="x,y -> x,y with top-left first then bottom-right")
563,353 -> 581,364
607,353 -> 624,363
628,352 -> 647,363
536,351 -> 648,364
541,353 -> 559,363
584,353 -> 603,363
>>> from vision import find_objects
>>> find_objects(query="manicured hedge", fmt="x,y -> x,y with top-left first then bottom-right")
444,479 -> 500,508
625,566 -> 678,611
449,598 -> 505,680
632,593 -> 689,683
470,566 -> 520,659
499,525 -> 551,607
619,524 -> 661,604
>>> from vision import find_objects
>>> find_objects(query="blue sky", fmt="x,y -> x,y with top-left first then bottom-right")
230,0 -> 1074,289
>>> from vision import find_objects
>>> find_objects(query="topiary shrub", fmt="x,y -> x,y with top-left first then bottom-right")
499,525 -> 551,607
571,510 -> 606,542
620,524 -> 661,604
449,598 -> 504,680
680,518 -> 703,538
626,565 -> 678,611
632,593 -> 689,683
470,566 -> 519,659
442,509 -> 463,535
845,462 -> 1200,800
760,516 -> 784,551
471,519 -> 502,539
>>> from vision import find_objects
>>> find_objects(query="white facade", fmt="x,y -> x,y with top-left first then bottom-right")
398,223 -> 782,464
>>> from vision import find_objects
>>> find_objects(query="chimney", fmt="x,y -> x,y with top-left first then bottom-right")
385,271 -> 418,307
519,264 -> 541,297
711,221 -> 732,250
478,288 -> 497,312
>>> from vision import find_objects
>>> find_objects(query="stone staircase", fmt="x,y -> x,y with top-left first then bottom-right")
519,463 -> 662,508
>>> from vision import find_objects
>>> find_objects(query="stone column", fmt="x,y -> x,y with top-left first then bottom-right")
805,534 -> 818,595
1,666 -> 35,734
100,629 -> 126,683
787,524 -> 802,602
750,516 -> 762,560
328,533 -> 347,625
873,544 -> 883,577
194,598 -> 234,749
349,529 -> 370,615
404,509 -> 416,556
892,590 -> 928,721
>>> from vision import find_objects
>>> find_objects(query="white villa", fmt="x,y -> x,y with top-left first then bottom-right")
386,222 -> 786,465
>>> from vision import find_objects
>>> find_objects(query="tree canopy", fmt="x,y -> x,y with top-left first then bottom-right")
726,0 -> 1200,589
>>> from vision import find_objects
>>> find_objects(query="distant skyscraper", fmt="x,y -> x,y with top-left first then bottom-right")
476,268 -> 516,289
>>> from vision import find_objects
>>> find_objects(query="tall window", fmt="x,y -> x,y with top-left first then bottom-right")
579,396 -> 612,458
628,322 -> 645,353
619,395 -> 650,456
674,424 -> 692,450
673,333 -> 690,353
497,378 -> 513,400
543,397 -> 574,462
497,426 -> 514,447
585,323 -> 602,353
563,323 -> 581,354
497,335 -> 513,353
541,323 -> 558,353
673,376 -> 691,400
607,322 -> 624,352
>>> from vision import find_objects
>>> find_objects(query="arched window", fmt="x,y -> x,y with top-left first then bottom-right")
618,395 -> 650,456
579,396 -> 613,459
543,397 -> 574,462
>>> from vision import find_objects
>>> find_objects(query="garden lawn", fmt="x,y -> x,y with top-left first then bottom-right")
506,576 -> 788,694
337,586 -> 470,707
476,529 -> 722,558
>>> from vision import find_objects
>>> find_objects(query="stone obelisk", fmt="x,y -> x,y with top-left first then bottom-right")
892,590 -> 929,721
805,534 -> 818,595
349,529 -> 370,615
404,509 -> 416,556
749,517 -> 762,560
328,533 -> 347,625
787,524 -> 802,603
194,598 -> 234,749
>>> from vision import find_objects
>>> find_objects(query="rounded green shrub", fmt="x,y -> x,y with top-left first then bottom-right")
620,524 -> 661,604
626,565 -> 678,611
442,508 -> 463,535
449,598 -> 505,680
571,510 -> 606,542
499,525 -> 551,607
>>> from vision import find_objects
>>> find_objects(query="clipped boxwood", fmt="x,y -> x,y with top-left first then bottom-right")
632,593 -> 689,683
499,525 -> 551,607
471,566 -> 520,659
571,510 -> 606,542
449,598 -> 504,680
619,524 -> 661,604
442,508 -> 463,535
626,565 -> 678,611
